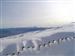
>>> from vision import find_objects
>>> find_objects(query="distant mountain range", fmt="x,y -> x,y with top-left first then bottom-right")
0,27 -> 49,38
0,22 -> 75,38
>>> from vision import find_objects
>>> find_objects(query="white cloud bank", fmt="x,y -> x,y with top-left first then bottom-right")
1,0 -> 75,28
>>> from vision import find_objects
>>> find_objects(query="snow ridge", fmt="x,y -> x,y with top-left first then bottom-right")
0,23 -> 75,56
1,32 -> 75,56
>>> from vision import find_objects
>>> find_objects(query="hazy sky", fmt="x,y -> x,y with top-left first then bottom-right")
0,0 -> 75,28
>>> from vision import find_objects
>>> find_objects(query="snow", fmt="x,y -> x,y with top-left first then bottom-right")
0,23 -> 75,56
2,43 -> 17,55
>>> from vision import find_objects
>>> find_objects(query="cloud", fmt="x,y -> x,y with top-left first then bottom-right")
1,0 -> 75,28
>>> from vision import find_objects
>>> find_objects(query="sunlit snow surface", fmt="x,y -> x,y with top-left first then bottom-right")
0,23 -> 75,56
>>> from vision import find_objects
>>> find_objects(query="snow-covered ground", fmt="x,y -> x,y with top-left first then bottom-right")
0,22 -> 75,56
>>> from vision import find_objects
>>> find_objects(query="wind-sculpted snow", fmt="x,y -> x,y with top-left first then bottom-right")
2,43 -> 17,55
0,23 -> 75,56
1,36 -> 75,56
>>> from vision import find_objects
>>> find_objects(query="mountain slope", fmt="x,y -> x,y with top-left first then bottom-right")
0,22 -> 75,56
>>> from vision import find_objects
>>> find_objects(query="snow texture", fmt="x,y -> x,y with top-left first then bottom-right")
0,23 -> 75,56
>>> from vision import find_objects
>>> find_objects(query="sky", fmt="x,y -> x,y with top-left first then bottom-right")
0,0 -> 75,28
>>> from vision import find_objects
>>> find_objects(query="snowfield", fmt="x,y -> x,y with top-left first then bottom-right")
0,22 -> 75,56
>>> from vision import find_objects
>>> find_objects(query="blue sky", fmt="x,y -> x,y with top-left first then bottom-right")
0,0 -> 75,28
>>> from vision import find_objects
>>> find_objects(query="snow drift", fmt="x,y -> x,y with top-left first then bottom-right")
0,22 -> 75,56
